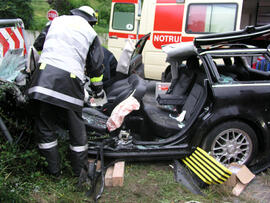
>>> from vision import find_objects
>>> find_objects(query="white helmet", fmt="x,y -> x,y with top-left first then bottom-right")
70,6 -> 97,25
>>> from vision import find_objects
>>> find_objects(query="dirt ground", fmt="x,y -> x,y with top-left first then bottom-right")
240,173 -> 270,203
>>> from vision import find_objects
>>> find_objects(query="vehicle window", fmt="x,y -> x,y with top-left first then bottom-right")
132,39 -> 144,59
131,33 -> 150,60
186,3 -> 237,33
112,3 -> 135,31
211,57 -> 237,83
210,53 -> 270,84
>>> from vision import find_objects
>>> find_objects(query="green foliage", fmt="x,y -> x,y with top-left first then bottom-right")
48,0 -> 111,30
31,16 -> 49,31
0,144 -> 43,202
95,25 -> 109,34
31,0 -> 51,31
0,0 -> 33,29
49,0 -> 91,15
0,0 -> 110,31
0,81 -> 32,146
0,81 -> 74,200
96,0 -> 111,28
0,81 -> 40,200
0,129 -> 73,201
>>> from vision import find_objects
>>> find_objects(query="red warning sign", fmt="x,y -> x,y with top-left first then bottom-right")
47,9 -> 58,21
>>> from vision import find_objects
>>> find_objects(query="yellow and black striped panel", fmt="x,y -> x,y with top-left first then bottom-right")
182,158 -> 212,184
196,147 -> 232,177
182,147 -> 232,185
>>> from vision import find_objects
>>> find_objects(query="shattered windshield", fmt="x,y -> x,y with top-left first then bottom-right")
0,48 -> 25,82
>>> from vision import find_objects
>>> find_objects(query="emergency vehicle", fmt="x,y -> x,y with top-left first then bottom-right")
108,0 -> 270,80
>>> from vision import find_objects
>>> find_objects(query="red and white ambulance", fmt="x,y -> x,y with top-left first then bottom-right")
108,0 -> 270,80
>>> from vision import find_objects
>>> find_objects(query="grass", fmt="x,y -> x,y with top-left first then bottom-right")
1,131 -> 269,203
100,162 -> 191,203
94,25 -> 109,34
31,0 -> 51,31
0,156 -> 262,203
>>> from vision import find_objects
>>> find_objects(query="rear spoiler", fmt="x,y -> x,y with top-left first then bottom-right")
194,24 -> 270,48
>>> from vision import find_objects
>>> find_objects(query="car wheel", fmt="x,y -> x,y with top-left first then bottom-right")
201,121 -> 258,166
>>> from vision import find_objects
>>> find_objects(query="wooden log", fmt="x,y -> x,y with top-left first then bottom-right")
112,161 -> 125,187
105,166 -> 114,187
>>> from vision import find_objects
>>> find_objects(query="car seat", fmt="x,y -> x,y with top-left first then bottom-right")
143,71 -> 206,139
102,73 -> 146,116
156,56 -> 199,107
83,73 -> 147,134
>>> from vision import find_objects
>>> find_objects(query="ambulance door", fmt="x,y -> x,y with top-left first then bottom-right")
108,0 -> 140,60
143,0 -> 186,80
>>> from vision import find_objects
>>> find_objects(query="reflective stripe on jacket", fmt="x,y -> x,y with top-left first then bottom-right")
28,64 -> 84,112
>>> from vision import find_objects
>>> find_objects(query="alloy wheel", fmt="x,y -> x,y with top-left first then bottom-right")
209,128 -> 253,165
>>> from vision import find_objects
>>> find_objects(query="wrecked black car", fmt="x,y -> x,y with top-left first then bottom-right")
1,24 -> 270,175
83,24 -> 270,174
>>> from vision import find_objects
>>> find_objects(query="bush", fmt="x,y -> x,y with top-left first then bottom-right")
49,0 -> 91,15
31,0 -> 51,31
0,143 -> 43,201
0,0 -> 33,29
49,0 -> 110,29
0,128 -> 72,201
96,0 -> 111,28
0,82 -> 41,200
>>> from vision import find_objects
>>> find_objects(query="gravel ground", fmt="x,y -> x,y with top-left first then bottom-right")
241,173 -> 270,203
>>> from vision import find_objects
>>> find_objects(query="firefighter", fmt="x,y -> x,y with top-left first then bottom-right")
33,21 -> 51,52
33,17 -> 117,90
102,47 -> 118,89
28,6 -> 104,177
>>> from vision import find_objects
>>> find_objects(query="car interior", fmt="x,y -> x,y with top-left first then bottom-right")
140,56 -> 207,139
83,54 -> 208,143
211,53 -> 270,83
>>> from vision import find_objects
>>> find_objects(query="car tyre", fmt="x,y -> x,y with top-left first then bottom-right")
201,120 -> 258,166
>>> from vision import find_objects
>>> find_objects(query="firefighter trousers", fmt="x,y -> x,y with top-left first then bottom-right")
35,101 -> 88,176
